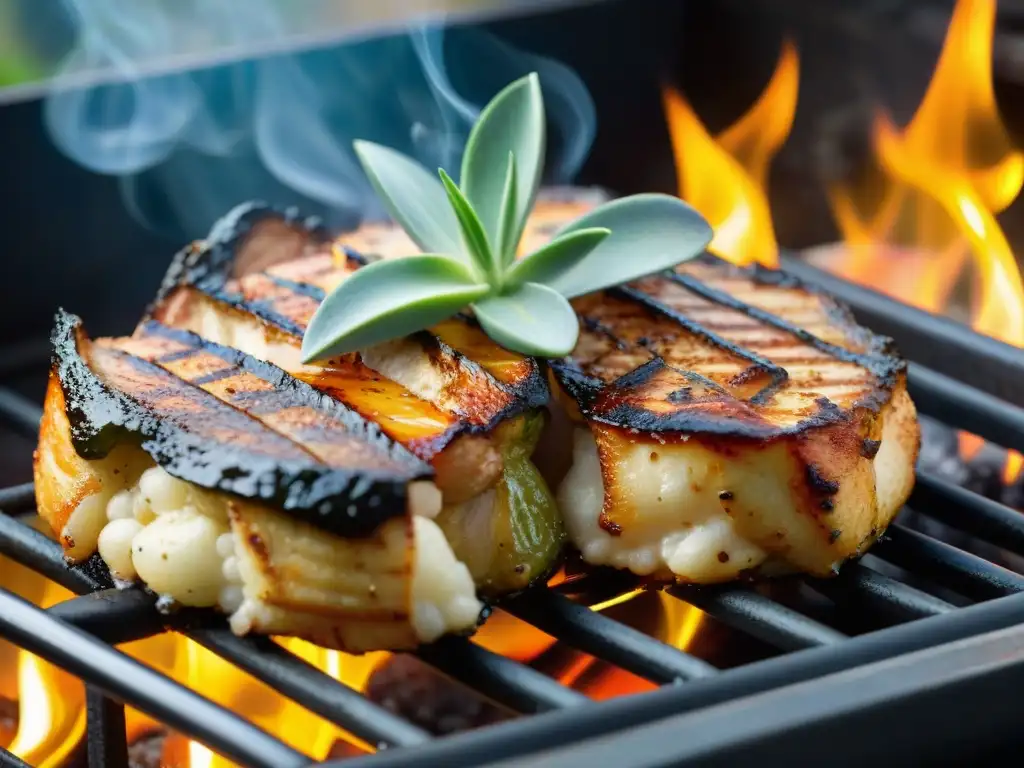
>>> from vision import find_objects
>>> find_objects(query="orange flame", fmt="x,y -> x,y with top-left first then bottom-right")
176,639 -> 383,766
828,0 -> 1024,483
1,524 -> 86,766
663,41 -> 799,267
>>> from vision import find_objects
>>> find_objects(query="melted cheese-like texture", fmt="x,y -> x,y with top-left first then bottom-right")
559,429 -> 772,580
557,421 -> 906,582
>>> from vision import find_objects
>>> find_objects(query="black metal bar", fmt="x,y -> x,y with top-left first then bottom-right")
0,588 -> 308,768
417,637 -> 590,713
0,512 -> 99,593
86,687 -> 129,768
0,483 -> 35,514
337,592 -> 1024,768
49,589 -> 165,645
669,586 -> 846,651
911,471 -> 1024,556
779,254 -> 1024,406
0,748 -> 31,768
10,523 -> 432,751
808,563 -> 953,623
0,388 -> 43,437
906,364 -> 1024,454
874,524 -> 1024,600
504,590 -> 718,683
189,627 -> 431,750
473,622 -> 1024,768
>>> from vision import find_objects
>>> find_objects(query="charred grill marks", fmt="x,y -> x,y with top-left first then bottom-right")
609,284 -> 790,404
668,270 -> 898,381
264,273 -> 327,301
53,310 -> 428,538
558,254 -> 906,438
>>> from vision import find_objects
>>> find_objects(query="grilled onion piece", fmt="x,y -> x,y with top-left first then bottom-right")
34,311 -> 481,652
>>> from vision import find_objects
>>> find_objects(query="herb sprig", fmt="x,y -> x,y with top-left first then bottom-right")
301,73 -> 713,361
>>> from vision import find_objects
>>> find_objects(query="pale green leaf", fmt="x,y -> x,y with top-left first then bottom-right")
352,140 -> 465,260
438,168 -> 496,281
503,227 -> 610,289
472,282 -> 578,357
495,151 -> 519,267
301,255 -> 488,362
461,72 -> 545,263
545,194 -> 714,299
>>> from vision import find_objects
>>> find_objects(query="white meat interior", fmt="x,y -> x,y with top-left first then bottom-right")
67,461 -> 481,645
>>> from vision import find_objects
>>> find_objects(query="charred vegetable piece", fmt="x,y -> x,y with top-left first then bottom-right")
436,413 -> 565,595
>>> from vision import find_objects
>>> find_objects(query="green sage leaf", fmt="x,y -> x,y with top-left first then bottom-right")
503,227 -> 610,289
545,193 -> 714,299
352,140 -> 466,260
301,255 -> 489,362
495,151 -> 519,267
438,168 -> 496,281
472,282 -> 578,357
461,72 -> 545,264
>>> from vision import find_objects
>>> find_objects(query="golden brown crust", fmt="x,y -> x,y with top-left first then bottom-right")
34,376 -> 103,542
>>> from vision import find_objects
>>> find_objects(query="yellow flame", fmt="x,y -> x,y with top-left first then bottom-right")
7,652 -> 85,767
176,637 -> 342,767
5,580 -> 86,765
829,0 -> 1024,483
664,41 -> 799,267
1,526 -> 87,765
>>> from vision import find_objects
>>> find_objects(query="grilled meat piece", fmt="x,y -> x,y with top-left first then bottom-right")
536,200 -> 918,581
35,311 -> 481,651
149,203 -> 563,595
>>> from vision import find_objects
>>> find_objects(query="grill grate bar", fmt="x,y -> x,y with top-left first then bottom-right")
0,516 -> 434,750
906,365 -> 1024,454
189,628 -> 432,749
0,588 -> 309,768
779,255 -> 1024,406
48,589 -> 165,645
0,483 -> 35,514
337,593 -> 1024,768
912,472 -> 1024,556
0,388 -> 42,437
0,748 -> 31,768
0,512 -> 106,594
808,562 -> 953,622
504,590 -> 718,683
669,586 -> 846,651
86,687 -> 129,768
417,637 -> 590,713
875,524 -> 1024,600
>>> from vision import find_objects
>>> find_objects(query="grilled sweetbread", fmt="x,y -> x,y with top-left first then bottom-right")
36,311 -> 481,652
146,203 -> 561,596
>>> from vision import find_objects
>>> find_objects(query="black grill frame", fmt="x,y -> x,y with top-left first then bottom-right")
3,263 -> 1024,767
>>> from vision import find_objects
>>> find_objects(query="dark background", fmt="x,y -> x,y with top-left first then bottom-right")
3,0 -> 1024,353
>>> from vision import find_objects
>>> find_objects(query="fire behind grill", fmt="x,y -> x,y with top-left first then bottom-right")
4,256 -> 1024,767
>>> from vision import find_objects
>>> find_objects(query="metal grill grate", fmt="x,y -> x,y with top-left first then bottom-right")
4,260 -> 1024,767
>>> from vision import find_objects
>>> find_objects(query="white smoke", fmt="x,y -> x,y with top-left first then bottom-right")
43,0 -> 596,237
